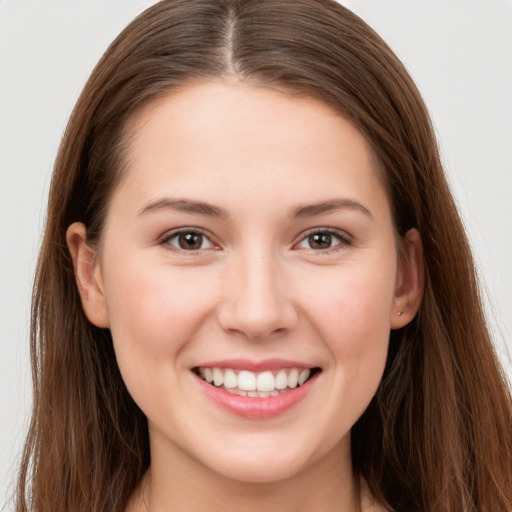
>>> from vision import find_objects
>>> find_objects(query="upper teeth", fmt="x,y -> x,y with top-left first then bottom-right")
198,367 -> 312,392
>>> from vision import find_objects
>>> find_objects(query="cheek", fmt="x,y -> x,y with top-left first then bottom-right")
301,263 -> 395,402
305,263 -> 395,342
101,255 -> 219,386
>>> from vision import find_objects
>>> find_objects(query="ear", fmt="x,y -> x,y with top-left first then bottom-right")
66,222 -> 110,328
390,228 -> 424,329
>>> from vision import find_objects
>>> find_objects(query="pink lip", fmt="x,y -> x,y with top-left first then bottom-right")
193,370 -> 320,419
196,358 -> 314,372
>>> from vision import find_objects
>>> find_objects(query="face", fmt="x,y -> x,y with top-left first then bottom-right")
69,81 -> 422,485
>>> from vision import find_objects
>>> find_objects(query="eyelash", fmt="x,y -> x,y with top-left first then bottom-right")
159,228 -> 352,253
159,228 -> 217,252
295,228 -> 352,254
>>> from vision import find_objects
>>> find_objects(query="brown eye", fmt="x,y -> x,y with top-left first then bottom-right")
296,230 -> 350,251
165,230 -> 215,251
308,233 -> 332,249
178,233 -> 203,250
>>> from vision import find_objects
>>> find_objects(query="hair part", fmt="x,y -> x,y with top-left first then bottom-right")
17,1 -> 512,511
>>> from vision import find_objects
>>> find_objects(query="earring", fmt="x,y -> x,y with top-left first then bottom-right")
397,311 -> 403,316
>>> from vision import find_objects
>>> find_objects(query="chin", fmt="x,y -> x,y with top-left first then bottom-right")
194,432 -> 340,484
210,454 -> 310,484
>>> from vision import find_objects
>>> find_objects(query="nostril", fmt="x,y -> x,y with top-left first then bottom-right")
217,307 -> 298,342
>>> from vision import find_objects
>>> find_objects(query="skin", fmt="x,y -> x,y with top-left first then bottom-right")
67,80 -> 423,512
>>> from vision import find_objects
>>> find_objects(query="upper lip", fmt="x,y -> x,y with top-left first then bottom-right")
194,358 -> 317,372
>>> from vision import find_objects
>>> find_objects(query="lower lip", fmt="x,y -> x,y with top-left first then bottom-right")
194,372 -> 319,419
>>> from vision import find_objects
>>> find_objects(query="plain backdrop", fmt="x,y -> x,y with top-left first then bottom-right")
1,0 -> 511,508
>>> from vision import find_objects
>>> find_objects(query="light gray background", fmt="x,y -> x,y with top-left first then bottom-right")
1,0 -> 511,508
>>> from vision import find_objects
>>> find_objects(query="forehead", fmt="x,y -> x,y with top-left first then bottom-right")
112,80 -> 389,221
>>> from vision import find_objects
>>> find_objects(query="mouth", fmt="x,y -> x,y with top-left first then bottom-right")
193,366 -> 322,398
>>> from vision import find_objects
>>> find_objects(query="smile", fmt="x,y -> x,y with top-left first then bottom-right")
195,367 -> 317,397
192,363 -> 321,418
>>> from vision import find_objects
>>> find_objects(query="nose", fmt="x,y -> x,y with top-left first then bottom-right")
217,247 -> 298,341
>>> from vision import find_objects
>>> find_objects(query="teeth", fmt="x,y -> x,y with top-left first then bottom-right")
275,370 -> 288,390
238,370 -> 257,391
224,369 -> 238,389
197,366 -> 315,394
256,371 -> 275,392
288,369 -> 299,389
298,369 -> 311,386
212,367 -> 224,387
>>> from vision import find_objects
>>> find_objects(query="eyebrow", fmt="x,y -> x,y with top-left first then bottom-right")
138,197 -> 372,220
291,198 -> 373,220
138,198 -> 228,218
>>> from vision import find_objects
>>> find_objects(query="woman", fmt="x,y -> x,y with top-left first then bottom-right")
16,0 -> 512,511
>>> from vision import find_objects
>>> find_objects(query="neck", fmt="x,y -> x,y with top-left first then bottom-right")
127,437 -> 361,512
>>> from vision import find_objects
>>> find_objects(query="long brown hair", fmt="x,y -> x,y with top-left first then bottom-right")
16,1 -> 512,511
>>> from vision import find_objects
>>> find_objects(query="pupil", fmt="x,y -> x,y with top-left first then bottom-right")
179,233 -> 202,250
309,233 -> 331,249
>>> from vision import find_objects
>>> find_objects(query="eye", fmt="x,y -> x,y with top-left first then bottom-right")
296,230 -> 350,251
163,230 -> 216,251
